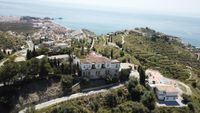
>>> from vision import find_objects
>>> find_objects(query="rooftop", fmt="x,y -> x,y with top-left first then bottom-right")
120,63 -> 136,70
71,29 -> 83,37
80,52 -> 119,64
155,84 -> 178,93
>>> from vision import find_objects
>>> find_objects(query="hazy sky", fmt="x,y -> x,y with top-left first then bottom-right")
40,0 -> 200,17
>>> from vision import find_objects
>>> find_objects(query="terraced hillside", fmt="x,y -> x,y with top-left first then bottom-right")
92,29 -> 200,112
94,30 -> 200,82
35,29 -> 200,113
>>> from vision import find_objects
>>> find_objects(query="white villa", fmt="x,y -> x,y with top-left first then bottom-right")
80,52 -> 120,79
146,69 -> 179,102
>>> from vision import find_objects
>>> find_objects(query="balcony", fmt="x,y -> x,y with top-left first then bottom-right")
92,64 -> 96,69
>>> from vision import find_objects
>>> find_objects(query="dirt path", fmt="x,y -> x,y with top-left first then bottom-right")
121,35 -> 125,44
90,37 -> 95,49
102,35 -> 106,46
177,81 -> 192,95
19,84 -> 123,113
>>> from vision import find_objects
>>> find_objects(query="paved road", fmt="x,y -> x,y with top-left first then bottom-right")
19,84 -> 123,113
0,58 -> 8,67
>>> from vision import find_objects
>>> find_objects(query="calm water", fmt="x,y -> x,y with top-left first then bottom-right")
0,0 -> 200,47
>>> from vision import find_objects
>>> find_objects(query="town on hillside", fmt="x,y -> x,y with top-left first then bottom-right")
0,16 -> 199,113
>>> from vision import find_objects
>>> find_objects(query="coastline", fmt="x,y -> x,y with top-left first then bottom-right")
0,15 -> 199,48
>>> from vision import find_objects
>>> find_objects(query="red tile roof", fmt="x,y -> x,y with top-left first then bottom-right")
80,52 -> 119,64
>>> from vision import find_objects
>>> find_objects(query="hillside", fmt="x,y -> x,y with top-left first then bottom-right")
0,16 -> 39,34
94,28 -> 200,82
0,32 -> 26,51
0,24 -> 200,113
36,28 -> 200,113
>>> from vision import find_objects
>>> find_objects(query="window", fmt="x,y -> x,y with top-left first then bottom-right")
107,64 -> 110,67
102,64 -> 105,68
92,64 -> 95,69
116,64 -> 118,68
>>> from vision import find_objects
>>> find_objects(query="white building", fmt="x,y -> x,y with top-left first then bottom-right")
80,52 -> 120,79
146,69 -> 179,102
42,41 -> 55,47
155,84 -> 178,101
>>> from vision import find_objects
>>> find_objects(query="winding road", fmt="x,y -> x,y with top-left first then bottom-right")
90,37 -> 95,50
19,84 -> 123,113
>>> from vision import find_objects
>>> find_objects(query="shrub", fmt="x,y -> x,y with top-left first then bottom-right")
62,75 -> 74,88
182,94 -> 191,104
141,91 -> 156,110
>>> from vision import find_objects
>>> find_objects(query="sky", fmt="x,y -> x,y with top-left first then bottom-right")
40,0 -> 200,17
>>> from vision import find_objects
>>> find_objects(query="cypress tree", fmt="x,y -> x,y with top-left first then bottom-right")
138,65 -> 146,86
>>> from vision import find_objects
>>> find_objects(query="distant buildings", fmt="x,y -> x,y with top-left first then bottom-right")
33,22 -> 43,28
79,52 -> 120,79
71,29 -> 85,40
42,41 -> 55,47
52,43 -> 69,52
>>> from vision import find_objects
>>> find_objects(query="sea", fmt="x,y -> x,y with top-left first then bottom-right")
0,0 -> 200,47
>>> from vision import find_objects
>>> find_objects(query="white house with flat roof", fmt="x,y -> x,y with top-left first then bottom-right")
146,69 -> 179,102
155,84 -> 178,101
